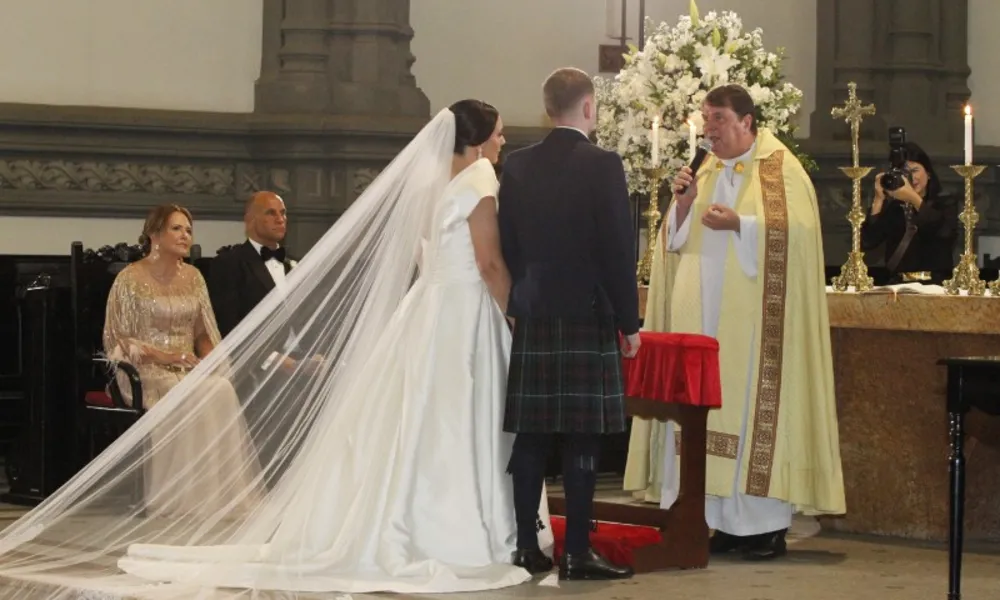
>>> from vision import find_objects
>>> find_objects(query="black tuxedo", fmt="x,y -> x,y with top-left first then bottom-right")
207,240 -> 301,485
208,240 -> 294,339
499,127 -> 639,334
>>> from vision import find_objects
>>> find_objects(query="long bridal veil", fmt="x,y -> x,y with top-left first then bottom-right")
0,108 -> 490,599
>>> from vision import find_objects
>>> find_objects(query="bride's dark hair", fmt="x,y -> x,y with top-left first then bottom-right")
449,99 -> 498,155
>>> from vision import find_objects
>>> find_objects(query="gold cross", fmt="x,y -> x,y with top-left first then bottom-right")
831,82 -> 876,168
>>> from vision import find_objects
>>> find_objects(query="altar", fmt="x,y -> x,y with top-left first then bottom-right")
822,291 -> 1000,542
637,284 -> 1000,542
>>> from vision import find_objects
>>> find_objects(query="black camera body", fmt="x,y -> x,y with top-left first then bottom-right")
880,126 -> 910,192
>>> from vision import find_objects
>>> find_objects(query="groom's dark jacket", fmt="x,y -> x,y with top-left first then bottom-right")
498,127 -> 640,335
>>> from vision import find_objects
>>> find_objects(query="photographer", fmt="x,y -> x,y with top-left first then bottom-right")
861,141 -> 958,284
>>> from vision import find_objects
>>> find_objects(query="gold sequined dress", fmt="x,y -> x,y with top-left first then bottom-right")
103,262 -> 261,516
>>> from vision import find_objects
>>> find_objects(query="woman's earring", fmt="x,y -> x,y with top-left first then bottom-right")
151,243 -> 160,260
477,147 -> 483,159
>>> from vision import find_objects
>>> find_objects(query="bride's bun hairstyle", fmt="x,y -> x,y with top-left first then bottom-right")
449,99 -> 499,155
138,203 -> 194,255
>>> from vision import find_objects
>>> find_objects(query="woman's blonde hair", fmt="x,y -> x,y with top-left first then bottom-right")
138,204 -> 193,254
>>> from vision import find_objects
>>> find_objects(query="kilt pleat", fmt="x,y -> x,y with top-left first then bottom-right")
503,316 -> 626,434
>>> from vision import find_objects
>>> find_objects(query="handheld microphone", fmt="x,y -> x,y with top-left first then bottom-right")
679,139 -> 714,195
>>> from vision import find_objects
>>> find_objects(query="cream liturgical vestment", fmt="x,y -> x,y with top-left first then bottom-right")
624,129 -> 846,535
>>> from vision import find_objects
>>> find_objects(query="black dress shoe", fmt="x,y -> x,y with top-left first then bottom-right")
512,548 -> 553,574
709,530 -> 751,554
559,548 -> 634,581
742,529 -> 787,561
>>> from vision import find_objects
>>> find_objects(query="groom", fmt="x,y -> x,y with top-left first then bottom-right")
499,67 -> 641,581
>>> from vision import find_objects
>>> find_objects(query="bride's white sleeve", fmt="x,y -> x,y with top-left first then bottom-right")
458,158 -> 500,219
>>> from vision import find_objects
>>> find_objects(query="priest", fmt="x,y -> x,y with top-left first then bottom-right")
624,84 -> 845,560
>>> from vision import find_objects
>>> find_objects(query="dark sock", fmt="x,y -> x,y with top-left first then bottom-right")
509,434 -> 549,550
562,434 -> 601,556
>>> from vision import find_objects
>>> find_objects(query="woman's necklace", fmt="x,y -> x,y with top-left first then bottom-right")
145,259 -> 181,285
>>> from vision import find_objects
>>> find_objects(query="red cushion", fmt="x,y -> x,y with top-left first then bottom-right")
621,332 -> 723,408
550,516 -> 662,566
84,391 -> 113,408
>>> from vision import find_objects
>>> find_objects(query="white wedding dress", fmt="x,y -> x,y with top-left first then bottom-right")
117,158 -> 552,594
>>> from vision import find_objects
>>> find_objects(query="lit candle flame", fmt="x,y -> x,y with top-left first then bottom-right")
965,105 -> 972,117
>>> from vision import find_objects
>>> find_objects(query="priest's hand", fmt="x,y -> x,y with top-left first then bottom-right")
671,166 -> 698,207
702,204 -> 740,232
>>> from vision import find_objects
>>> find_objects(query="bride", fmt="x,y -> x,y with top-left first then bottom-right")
0,101 -> 553,599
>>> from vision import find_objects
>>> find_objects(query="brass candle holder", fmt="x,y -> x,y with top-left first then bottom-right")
636,166 -> 668,284
943,164 -> 987,296
830,82 -> 876,292
831,166 -> 875,292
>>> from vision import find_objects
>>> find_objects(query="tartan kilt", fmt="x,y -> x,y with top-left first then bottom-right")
503,316 -> 626,434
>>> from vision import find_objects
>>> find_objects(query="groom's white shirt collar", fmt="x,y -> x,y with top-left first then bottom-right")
555,125 -> 589,139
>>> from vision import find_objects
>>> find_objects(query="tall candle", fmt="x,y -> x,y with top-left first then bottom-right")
964,105 -> 973,166
687,119 -> 697,161
651,116 -> 660,166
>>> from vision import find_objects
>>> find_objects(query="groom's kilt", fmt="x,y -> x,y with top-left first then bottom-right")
503,316 -> 626,434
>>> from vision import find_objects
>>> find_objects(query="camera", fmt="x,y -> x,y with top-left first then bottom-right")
880,126 -> 910,192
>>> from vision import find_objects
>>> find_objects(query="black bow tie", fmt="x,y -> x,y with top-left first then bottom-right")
260,246 -> 286,262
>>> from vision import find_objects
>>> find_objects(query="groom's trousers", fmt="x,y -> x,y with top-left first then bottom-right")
509,432 -> 602,556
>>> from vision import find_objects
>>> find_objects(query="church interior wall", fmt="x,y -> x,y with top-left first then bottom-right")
0,0 -> 262,113
410,0 -> 817,137
967,0 -> 1000,147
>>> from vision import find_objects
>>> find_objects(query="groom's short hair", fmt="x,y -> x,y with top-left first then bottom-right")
543,68 -> 594,118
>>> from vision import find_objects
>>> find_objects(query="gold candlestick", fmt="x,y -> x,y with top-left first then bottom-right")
637,166 -> 668,284
943,164 -> 987,296
831,166 -> 875,292
830,82 -> 876,292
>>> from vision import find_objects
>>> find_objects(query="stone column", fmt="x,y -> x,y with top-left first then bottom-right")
252,0 -> 430,255
810,0 -> 971,145
255,0 -> 332,113
255,0 -> 429,117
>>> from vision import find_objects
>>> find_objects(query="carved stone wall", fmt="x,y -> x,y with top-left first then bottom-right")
803,142 -> 1000,264
255,0 -> 429,117
0,105 -> 426,256
0,0 -> 431,258
807,0 -> 1000,264
811,0 -> 971,147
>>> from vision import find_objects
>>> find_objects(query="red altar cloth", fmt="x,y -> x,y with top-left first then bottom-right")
620,332 -> 722,408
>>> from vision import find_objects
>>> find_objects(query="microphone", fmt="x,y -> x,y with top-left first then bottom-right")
679,139 -> 714,195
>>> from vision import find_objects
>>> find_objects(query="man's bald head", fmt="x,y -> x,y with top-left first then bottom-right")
245,191 -> 287,248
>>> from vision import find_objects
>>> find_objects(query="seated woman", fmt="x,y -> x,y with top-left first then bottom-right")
861,142 -> 959,284
104,204 -> 261,517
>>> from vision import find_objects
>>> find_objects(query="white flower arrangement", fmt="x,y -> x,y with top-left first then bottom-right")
595,4 -> 814,195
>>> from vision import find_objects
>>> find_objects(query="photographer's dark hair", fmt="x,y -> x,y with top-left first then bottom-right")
900,142 -> 942,199
705,84 -> 758,134
449,99 -> 499,155
139,204 -> 193,255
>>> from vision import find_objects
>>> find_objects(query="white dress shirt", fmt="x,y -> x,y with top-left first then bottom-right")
248,238 -> 287,289
247,238 -> 297,357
